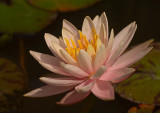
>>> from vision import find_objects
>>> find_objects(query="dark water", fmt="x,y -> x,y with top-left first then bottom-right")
1,0 -> 160,113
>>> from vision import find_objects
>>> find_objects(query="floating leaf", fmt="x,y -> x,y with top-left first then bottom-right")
115,43 -> 160,105
0,57 -> 25,112
0,0 -> 57,34
27,0 -> 100,12
128,104 -> 154,113
0,33 -> 12,49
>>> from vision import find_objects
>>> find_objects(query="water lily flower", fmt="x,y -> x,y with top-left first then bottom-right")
24,12 -> 153,104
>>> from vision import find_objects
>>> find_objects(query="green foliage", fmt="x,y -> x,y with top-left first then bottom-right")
0,57 -> 25,112
115,43 -> 160,105
28,0 -> 100,12
0,0 -> 57,34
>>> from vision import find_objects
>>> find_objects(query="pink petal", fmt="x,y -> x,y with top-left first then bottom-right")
75,79 -> 94,93
106,23 -> 137,67
99,68 -> 135,82
40,77 -> 85,86
44,33 -> 60,57
82,16 -> 95,41
62,28 -> 78,47
91,80 -> 114,100
63,19 -> 79,39
111,47 -> 153,69
60,62 -> 89,78
51,41 -> 68,62
30,51 -> 69,76
111,39 -> 154,69
111,72 -> 134,83
104,29 -> 114,65
60,49 -> 78,66
78,49 -> 93,74
57,90 -> 90,105
94,44 -> 106,71
111,22 -> 135,55
99,24 -> 107,44
93,15 -> 99,28
100,12 -> 109,40
91,66 -> 107,79
24,85 -> 74,97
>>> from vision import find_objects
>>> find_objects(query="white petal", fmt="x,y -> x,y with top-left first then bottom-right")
75,80 -> 94,93
91,80 -> 114,100
78,49 -> 94,74
111,22 -> 136,57
111,47 -> 153,69
106,23 -> 137,67
24,85 -> 74,97
60,62 -> 89,78
62,28 -> 78,47
93,15 -> 99,28
91,66 -> 107,79
40,77 -> 84,86
44,33 -> 60,57
57,90 -> 90,105
63,19 -> 79,39
30,51 -> 69,75
99,24 -> 107,45
51,41 -> 68,62
94,44 -> 106,71
100,12 -> 109,39
104,29 -> 114,65
82,16 -> 95,41
111,39 -> 153,69
100,68 -> 135,82
59,49 -> 78,66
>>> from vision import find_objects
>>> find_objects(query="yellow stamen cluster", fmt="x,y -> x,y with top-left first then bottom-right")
64,28 -> 99,61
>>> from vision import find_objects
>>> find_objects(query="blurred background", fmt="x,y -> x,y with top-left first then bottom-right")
0,0 -> 160,113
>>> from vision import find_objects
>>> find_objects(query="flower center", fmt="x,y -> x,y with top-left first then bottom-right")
64,28 -> 100,61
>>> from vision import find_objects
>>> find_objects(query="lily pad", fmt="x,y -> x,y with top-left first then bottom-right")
115,43 -> 160,105
128,104 -> 154,113
27,0 -> 100,12
0,57 -> 25,112
0,33 -> 12,49
0,0 -> 57,34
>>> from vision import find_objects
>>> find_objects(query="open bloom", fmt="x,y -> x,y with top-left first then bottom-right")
24,12 -> 153,104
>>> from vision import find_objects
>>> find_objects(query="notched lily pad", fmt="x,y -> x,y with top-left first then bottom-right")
115,43 -> 160,105
0,57 -> 25,112
0,0 -> 57,34
27,0 -> 100,12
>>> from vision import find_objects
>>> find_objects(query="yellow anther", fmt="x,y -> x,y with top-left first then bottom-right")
83,36 -> 89,45
65,48 -> 71,55
79,30 -> 83,40
70,39 -> 76,48
91,40 -> 94,46
92,28 -> 97,35
94,34 -> 97,41
78,40 -> 83,49
75,48 -> 79,60
64,38 -> 70,47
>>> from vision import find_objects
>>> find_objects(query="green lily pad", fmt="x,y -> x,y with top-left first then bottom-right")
0,0 -> 57,34
0,57 -> 25,112
27,0 -> 100,12
0,33 -> 12,49
115,43 -> 160,105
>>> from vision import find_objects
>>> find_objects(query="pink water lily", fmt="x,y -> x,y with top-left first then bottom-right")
24,12 -> 153,104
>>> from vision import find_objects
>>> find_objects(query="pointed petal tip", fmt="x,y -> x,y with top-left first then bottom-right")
23,92 -> 34,97
29,50 -> 33,54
